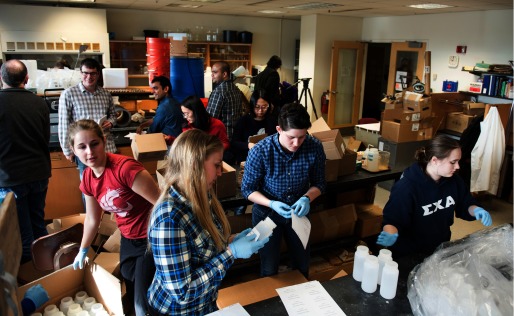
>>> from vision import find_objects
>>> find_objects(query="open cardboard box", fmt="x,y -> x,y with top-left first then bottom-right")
131,133 -> 167,162
215,162 -> 236,199
17,261 -> 123,315
309,117 -> 344,160
402,91 -> 432,112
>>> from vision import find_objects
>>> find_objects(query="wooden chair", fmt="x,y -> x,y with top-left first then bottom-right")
31,223 -> 83,271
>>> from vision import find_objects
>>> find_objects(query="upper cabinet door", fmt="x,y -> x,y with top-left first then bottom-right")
328,41 -> 365,128
387,42 -> 426,95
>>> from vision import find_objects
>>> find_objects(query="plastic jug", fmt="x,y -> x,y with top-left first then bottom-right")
367,148 -> 380,172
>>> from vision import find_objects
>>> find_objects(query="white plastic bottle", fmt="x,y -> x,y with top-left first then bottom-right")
204,66 -> 212,98
43,304 -> 59,316
352,245 -> 369,282
66,303 -> 82,316
377,249 -> 393,285
380,261 -> 399,299
367,148 -> 380,171
74,291 -> 88,305
59,297 -> 73,315
361,255 -> 379,293
82,297 -> 96,311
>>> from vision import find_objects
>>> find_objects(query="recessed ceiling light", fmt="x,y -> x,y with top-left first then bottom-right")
259,10 -> 284,14
408,3 -> 453,9
285,2 -> 340,10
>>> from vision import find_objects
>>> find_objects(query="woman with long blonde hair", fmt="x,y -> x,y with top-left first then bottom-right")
147,129 -> 268,315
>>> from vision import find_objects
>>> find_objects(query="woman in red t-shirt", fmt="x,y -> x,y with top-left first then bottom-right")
68,119 -> 160,316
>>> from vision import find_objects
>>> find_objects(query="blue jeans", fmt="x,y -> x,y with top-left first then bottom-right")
252,204 -> 310,278
75,156 -> 87,210
0,179 -> 49,263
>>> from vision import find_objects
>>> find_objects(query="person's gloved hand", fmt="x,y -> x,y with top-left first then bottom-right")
73,247 -> 89,270
474,207 -> 492,226
229,234 -> 269,259
233,228 -> 253,242
376,231 -> 399,247
21,284 -> 50,315
292,196 -> 310,217
269,200 -> 292,218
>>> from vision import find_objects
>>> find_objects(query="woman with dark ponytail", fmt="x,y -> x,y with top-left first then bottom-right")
376,134 -> 492,259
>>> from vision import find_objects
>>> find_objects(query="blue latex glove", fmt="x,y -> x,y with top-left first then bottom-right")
474,207 -> 492,226
73,247 -> 89,270
233,228 -> 253,242
21,284 -> 50,315
269,200 -> 292,218
292,196 -> 310,217
229,234 -> 269,259
376,231 -> 399,247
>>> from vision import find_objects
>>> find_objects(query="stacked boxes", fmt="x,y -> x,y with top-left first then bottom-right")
380,91 -> 439,143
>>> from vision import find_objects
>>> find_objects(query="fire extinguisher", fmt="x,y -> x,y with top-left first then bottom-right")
321,90 -> 329,114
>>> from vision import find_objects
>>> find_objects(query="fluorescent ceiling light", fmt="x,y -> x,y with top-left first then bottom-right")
65,0 -> 95,2
286,2 -> 340,10
259,10 -> 284,14
408,3 -> 453,9
168,4 -> 202,8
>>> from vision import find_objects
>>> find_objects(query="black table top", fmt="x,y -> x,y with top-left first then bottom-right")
244,255 -> 423,316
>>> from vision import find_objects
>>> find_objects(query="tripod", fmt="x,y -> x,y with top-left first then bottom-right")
297,78 -> 319,119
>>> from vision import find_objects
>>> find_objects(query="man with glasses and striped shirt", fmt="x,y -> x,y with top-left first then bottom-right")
58,58 -> 117,182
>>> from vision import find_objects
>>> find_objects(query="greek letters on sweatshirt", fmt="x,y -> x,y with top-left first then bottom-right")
382,163 -> 477,257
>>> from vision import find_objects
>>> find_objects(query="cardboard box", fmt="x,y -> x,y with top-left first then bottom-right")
383,107 -> 432,123
217,270 -> 308,308
381,118 -> 436,143
468,82 -> 483,93
131,133 -> 167,162
102,229 -> 121,253
345,137 -> 362,152
170,38 -> 188,56
248,134 -> 267,144
310,204 -> 357,245
93,252 -> 120,277
445,112 -> 474,133
354,204 -> 383,238
309,117 -> 345,160
325,159 -> 340,182
17,262 -> 123,315
339,149 -> 357,177
402,91 -> 431,112
462,101 -> 485,116
215,162 -> 236,199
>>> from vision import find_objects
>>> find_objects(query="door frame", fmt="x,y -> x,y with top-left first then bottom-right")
387,42 -> 427,95
327,41 -> 365,129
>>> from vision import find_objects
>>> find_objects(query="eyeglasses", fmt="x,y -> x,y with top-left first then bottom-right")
255,105 -> 269,111
81,71 -> 98,77
182,112 -> 192,118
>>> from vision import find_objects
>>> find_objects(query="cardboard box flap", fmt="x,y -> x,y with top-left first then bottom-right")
248,133 -> 267,144
344,137 -> 362,152
309,117 -> 331,133
0,193 -> 22,278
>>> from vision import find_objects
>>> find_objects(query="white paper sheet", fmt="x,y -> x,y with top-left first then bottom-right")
248,216 -> 276,241
276,281 -> 346,316
291,213 -> 311,249
205,303 -> 250,316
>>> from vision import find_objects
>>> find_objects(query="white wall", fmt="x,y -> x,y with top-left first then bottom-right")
0,5 -> 110,64
299,15 -> 363,118
106,9 -> 300,83
362,10 -> 513,93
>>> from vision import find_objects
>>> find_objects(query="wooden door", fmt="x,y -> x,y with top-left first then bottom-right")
387,42 -> 426,95
327,41 -> 365,128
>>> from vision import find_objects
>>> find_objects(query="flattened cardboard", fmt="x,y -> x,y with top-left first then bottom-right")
131,133 -> 167,162
217,270 -> 308,308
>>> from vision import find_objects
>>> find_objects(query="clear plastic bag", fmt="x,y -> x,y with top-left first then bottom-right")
407,224 -> 513,316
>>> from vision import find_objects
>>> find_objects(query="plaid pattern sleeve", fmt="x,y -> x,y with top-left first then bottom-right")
241,134 -> 326,205
147,187 -> 234,315
57,83 -> 117,156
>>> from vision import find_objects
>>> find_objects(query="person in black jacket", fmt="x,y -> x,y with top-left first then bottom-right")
0,59 -> 51,263
254,55 -> 282,111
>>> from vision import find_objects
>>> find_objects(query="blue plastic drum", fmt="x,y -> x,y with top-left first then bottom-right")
170,57 -> 205,103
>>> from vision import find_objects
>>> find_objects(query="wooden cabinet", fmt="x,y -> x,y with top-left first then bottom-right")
109,40 -> 252,74
45,152 -> 83,219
